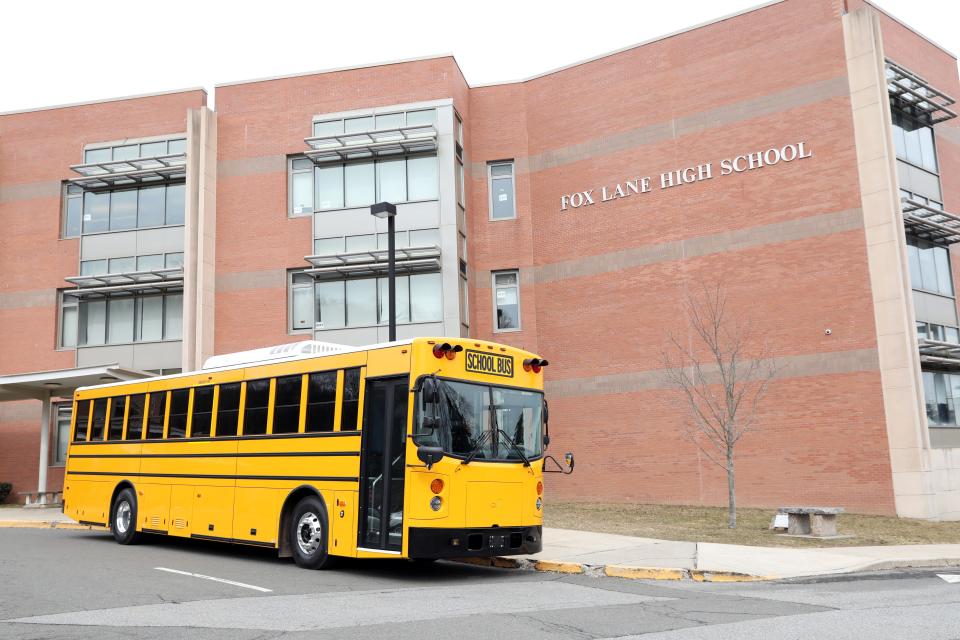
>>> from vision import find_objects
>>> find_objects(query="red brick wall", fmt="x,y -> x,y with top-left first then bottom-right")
0,90 -> 205,498
466,0 -> 902,513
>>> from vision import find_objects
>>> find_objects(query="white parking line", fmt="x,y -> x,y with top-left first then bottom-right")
154,567 -> 272,592
937,574 -> 960,584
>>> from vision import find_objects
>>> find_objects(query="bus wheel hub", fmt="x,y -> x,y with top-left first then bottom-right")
296,512 -> 322,555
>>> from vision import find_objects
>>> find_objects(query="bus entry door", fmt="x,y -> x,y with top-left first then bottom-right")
358,376 -> 409,552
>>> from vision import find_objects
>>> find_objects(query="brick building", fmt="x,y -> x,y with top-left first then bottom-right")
2,0 -> 960,518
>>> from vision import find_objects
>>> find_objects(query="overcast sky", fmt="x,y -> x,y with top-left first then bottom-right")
1,0 -> 957,114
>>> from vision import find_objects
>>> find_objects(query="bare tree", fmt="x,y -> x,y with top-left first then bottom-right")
662,281 -> 777,529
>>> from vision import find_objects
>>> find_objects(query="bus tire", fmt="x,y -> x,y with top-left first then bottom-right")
289,496 -> 335,569
110,488 -> 142,545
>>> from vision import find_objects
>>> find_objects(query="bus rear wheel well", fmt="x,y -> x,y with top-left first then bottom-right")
109,480 -> 136,517
277,486 -> 325,558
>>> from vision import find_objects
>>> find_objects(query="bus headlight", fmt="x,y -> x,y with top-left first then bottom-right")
430,496 -> 442,511
536,497 -> 542,511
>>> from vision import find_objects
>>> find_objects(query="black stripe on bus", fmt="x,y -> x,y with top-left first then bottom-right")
68,451 -> 360,460
142,528 -> 168,535
66,471 -> 359,482
70,430 -> 362,446
78,520 -> 106,527
190,533 -> 275,548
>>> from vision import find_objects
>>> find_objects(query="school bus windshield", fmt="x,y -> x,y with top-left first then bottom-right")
415,378 -> 544,461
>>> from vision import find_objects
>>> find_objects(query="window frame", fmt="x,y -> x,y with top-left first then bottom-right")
492,269 -> 522,333
51,403 -> 73,466
487,161 -> 517,221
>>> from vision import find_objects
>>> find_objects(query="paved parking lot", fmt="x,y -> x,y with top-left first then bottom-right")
3,528 -> 960,639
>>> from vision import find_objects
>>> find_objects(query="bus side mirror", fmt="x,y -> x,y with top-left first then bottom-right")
421,416 -> 440,432
543,434 -> 551,448
417,445 -> 444,469
564,452 -> 575,472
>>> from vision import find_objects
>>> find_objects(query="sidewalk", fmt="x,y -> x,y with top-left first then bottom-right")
525,527 -> 960,580
3,508 -> 959,581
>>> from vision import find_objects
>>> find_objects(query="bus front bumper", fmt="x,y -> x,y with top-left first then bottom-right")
407,525 -> 542,559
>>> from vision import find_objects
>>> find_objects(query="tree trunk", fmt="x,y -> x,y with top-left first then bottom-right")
727,447 -> 736,529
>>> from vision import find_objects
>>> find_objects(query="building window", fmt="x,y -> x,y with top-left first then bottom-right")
79,252 -> 184,277
312,229 -> 440,257
923,371 -> 960,427
52,404 -> 72,465
290,271 -> 442,331
488,161 -> 516,220
891,110 -> 938,174
62,182 -> 186,238
83,138 -> 186,164
917,322 -> 960,344
906,237 -> 953,297
287,154 -> 439,216
493,270 -> 520,331
61,290 -> 183,348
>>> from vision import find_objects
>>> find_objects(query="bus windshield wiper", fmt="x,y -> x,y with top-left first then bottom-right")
496,429 -> 530,467
462,430 -> 490,465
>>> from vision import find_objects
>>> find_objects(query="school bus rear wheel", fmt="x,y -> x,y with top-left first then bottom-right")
289,495 -> 336,570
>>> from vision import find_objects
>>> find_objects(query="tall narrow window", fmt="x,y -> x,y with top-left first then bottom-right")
243,379 -> 270,436
216,383 -> 241,437
54,404 -> 72,464
83,192 -> 110,233
306,371 -> 337,432
165,184 -> 185,225
126,394 -> 146,440
107,396 -> 126,441
60,295 -> 78,348
138,186 -> 165,228
191,386 -> 215,438
407,155 -> 439,201
290,272 -> 314,331
165,294 -> 183,339
316,165 -> 344,210
345,162 -> 375,208
488,161 -> 516,220
110,190 -> 138,231
63,185 -> 83,238
90,398 -> 108,441
290,158 -> 314,214
145,392 -> 167,439
316,280 -> 345,330
107,298 -> 135,344
340,368 -> 361,431
273,375 -> 302,434
167,389 -> 189,438
493,270 -> 521,331
73,399 -> 91,441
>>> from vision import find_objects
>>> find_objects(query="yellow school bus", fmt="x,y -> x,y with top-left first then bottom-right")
63,337 -> 573,569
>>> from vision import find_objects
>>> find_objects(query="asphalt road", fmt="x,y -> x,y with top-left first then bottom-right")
2,528 -> 960,639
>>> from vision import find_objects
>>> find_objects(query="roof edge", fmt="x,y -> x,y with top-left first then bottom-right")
863,0 -> 956,59
470,0 -> 788,88
0,86 -> 208,118
215,54 -> 457,89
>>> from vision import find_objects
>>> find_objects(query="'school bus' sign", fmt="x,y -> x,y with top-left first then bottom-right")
560,141 -> 813,211
465,350 -> 515,378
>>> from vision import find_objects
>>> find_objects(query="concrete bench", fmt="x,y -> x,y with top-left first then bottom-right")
778,506 -> 844,537
18,491 -> 63,507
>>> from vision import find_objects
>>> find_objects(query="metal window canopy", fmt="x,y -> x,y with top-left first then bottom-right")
68,153 -> 187,190
303,245 -> 440,280
885,59 -> 957,125
901,198 -> 960,246
303,124 -> 438,164
919,339 -> 960,369
63,267 -> 184,299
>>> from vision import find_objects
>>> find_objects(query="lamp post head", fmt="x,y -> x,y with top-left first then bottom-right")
370,201 -> 397,219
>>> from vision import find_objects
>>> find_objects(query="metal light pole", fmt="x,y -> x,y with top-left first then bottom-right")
371,202 -> 398,341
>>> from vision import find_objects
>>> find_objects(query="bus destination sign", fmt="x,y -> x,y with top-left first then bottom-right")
465,350 -> 514,378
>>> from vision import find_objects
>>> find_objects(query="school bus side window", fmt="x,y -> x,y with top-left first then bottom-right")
126,394 -> 146,440
191,386 -> 214,438
167,389 -> 189,438
90,398 -> 108,441
273,375 -> 302,434
73,399 -> 91,441
146,392 -> 167,439
244,379 -> 270,436
341,368 -> 361,431
107,396 -> 126,441
216,383 -> 241,437
306,371 -> 336,432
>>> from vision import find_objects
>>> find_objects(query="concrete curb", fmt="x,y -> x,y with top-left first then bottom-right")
453,556 -> 769,582
0,520 -> 104,531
